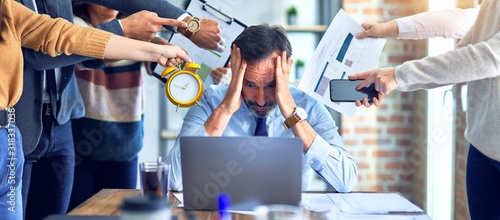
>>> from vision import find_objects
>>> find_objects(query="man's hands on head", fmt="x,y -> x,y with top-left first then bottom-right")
219,45 -> 246,115
274,51 -> 296,119
121,10 -> 187,42
182,17 -> 225,52
348,67 -> 399,107
204,45 -> 243,136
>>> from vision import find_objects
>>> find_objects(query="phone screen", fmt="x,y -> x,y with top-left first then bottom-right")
329,79 -> 378,103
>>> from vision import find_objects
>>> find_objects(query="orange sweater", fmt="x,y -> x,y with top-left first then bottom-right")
0,0 -> 112,108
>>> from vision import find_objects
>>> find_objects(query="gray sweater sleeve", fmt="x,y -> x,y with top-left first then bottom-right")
395,32 -> 500,91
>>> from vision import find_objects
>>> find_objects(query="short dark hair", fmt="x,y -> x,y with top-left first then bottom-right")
232,23 -> 292,65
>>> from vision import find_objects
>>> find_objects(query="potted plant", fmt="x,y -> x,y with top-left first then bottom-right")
295,59 -> 305,79
287,6 -> 298,25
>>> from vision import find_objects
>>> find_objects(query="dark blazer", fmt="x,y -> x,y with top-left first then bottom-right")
15,0 -> 186,155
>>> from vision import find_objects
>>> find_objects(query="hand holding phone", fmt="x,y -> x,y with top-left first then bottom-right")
330,79 -> 378,103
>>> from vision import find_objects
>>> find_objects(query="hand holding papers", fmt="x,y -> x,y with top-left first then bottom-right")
298,9 -> 386,117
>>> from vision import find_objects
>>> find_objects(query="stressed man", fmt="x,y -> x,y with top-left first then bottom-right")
167,24 -> 358,192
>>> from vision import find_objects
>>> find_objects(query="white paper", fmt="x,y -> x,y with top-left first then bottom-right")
336,214 -> 432,220
298,9 -> 386,117
327,193 -> 423,214
175,192 -> 429,219
173,192 -> 184,207
300,193 -> 337,213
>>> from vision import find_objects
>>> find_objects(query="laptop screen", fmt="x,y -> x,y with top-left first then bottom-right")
180,136 -> 303,211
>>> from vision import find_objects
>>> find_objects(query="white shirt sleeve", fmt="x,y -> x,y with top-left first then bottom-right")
396,7 -> 479,39
172,13 -> 190,33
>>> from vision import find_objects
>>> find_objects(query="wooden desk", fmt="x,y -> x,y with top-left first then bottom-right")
68,189 -> 141,216
68,189 -> 329,220
68,189 -> 254,220
69,189 -> 428,220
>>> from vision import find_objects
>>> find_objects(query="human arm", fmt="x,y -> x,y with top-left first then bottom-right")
119,10 -> 186,41
103,35 -> 190,66
13,1 -> 189,67
302,102 -> 358,192
20,0 -> 182,70
203,45 -> 246,136
177,15 -> 224,52
273,51 -> 357,191
350,29 -> 500,107
78,0 -> 224,51
273,51 -> 317,152
356,7 -> 479,40
22,18 -> 123,70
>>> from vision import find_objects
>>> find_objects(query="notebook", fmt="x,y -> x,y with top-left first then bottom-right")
180,136 -> 303,211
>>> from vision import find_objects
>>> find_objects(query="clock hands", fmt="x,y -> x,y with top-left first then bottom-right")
173,82 -> 190,90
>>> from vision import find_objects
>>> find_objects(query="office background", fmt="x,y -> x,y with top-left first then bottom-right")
137,0 -> 480,220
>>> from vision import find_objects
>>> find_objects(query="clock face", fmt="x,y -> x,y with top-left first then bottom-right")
167,72 -> 202,106
187,19 -> 200,32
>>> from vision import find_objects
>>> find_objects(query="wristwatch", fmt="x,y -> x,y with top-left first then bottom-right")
282,107 -> 308,130
183,17 -> 201,38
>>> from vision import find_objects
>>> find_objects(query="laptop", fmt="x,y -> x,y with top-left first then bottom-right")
180,136 -> 303,211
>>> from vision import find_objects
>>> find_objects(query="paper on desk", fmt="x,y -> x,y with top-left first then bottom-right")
327,193 -> 423,214
335,214 -> 432,220
298,9 -> 386,117
174,193 -> 337,215
173,192 -> 184,207
301,193 -> 337,213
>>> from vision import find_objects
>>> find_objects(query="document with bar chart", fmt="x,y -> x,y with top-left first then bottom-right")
298,9 -> 386,117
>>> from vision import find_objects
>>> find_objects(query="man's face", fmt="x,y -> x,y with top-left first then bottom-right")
242,53 -> 279,118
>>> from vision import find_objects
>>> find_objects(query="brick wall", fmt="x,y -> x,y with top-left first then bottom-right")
454,0 -> 474,219
342,0 -> 428,207
454,84 -> 469,220
342,0 -> 476,219
454,2 -> 475,220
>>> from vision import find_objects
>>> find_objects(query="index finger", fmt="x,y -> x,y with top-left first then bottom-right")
349,70 -> 376,89
176,50 -> 191,63
157,18 -> 186,28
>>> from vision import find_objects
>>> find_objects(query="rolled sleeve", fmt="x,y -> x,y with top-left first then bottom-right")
305,134 -> 358,192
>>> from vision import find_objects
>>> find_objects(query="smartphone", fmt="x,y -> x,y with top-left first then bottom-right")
329,79 -> 378,103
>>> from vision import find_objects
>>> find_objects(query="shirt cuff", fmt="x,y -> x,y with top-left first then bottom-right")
395,17 -> 417,39
304,134 -> 332,171
173,13 -> 190,33
117,19 -> 124,32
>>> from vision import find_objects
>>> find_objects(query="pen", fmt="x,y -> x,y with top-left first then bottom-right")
218,192 -> 231,220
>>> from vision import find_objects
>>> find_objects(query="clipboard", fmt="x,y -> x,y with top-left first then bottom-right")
152,0 -> 247,86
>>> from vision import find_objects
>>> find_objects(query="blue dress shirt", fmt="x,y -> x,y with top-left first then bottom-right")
167,84 -> 358,192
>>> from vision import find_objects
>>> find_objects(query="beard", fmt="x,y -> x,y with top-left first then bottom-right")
245,99 -> 277,118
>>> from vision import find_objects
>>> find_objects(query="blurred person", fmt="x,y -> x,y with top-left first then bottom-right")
349,1 -> 499,219
68,2 -> 159,210
16,0 -> 224,219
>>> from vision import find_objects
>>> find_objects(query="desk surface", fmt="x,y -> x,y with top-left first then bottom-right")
68,189 -> 328,220
69,189 -> 429,220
